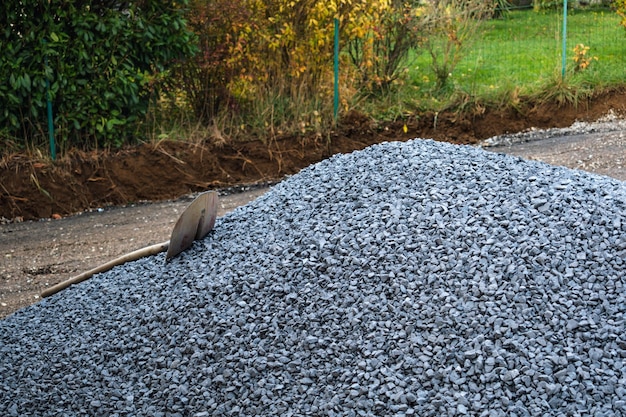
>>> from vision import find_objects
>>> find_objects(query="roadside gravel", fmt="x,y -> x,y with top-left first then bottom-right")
480,111 -> 626,147
481,112 -> 626,181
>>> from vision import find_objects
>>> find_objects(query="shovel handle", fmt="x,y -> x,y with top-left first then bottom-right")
41,191 -> 220,299
41,241 -> 169,298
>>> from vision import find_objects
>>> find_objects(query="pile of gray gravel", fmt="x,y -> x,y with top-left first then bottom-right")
1,139 -> 625,416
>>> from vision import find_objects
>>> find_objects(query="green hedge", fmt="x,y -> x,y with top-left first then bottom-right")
0,0 -> 196,150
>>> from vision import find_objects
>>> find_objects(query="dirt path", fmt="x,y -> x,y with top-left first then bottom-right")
2,126 -> 625,319
0,188 -> 270,318
484,130 -> 626,181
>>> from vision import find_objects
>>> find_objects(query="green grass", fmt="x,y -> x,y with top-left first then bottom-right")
408,7 -> 626,105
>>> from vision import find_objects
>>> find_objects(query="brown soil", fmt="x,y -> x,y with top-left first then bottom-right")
3,88 -> 626,222
1,89 -> 626,319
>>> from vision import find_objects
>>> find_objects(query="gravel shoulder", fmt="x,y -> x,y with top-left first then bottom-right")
1,118 -> 625,319
485,131 -> 625,181
480,114 -> 626,181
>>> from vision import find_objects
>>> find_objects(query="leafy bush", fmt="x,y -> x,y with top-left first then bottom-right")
175,0 -> 427,141
0,0 -> 196,151
346,0 -> 425,91
616,0 -> 626,28
171,0 -> 252,124
422,0 -> 497,90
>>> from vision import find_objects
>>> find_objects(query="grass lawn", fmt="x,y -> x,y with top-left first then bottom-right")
409,7 -> 626,101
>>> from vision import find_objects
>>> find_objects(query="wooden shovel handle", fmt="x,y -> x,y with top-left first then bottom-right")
40,241 -> 169,298
41,191 -> 219,299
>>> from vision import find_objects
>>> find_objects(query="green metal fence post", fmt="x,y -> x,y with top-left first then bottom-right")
46,77 -> 56,160
44,39 -> 56,160
561,0 -> 568,80
333,17 -> 339,122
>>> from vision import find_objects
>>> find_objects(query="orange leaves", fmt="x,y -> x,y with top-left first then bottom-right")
572,44 -> 598,72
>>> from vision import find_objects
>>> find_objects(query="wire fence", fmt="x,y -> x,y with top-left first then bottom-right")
437,5 -> 626,96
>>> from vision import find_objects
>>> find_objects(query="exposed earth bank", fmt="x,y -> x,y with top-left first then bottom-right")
1,89 -> 626,319
3,88 -> 626,222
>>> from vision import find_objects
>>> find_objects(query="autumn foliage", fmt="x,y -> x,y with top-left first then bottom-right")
177,0 -> 427,137
616,0 -> 626,30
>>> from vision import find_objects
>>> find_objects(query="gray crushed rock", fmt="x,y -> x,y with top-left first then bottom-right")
1,139 -> 625,416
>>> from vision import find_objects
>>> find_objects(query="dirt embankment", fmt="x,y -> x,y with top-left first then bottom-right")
3,88 -> 626,222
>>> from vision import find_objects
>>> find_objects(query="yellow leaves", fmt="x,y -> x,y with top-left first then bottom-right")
195,0 -> 425,103
281,22 -> 294,38
350,25 -> 368,39
619,0 -> 626,28
574,43 -> 590,58
341,0 -> 396,41
572,43 -> 598,72
277,1 -> 296,14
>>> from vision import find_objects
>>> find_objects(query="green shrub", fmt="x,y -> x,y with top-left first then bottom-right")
346,0 -> 425,92
0,0 -> 196,151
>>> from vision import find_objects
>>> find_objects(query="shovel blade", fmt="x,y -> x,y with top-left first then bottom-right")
166,191 -> 219,261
